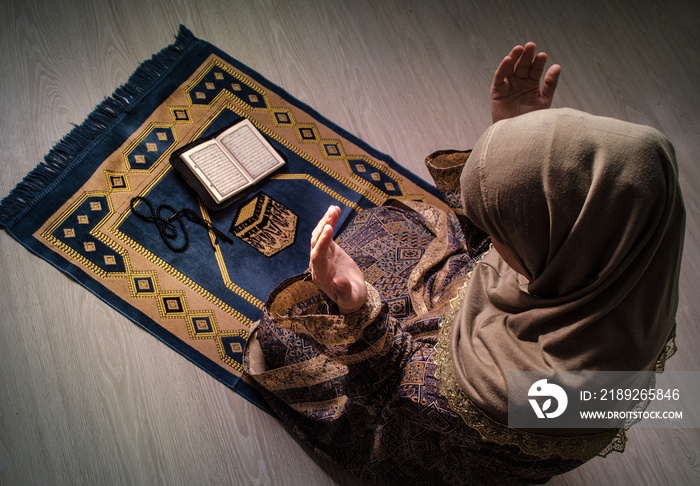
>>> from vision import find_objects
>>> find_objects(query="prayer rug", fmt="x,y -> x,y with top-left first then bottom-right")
0,26 -> 447,409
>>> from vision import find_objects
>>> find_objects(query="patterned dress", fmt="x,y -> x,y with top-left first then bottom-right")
243,152 -> 584,485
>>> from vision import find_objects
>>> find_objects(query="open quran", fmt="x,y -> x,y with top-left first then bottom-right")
170,119 -> 286,209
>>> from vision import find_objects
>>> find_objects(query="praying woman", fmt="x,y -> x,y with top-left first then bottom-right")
243,42 -> 685,485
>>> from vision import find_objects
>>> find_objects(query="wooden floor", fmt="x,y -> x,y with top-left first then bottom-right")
1,0 -> 698,484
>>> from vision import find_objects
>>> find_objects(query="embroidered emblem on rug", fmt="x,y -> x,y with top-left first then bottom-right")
231,192 -> 298,257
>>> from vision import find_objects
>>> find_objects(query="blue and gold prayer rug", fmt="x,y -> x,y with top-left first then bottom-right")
0,26 -> 447,409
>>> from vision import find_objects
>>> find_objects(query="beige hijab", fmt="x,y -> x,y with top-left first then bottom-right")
455,108 -> 685,425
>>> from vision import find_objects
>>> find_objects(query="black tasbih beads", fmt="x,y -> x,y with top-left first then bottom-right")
129,197 -> 232,252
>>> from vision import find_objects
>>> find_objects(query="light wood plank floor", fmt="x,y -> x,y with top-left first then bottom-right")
1,0 -> 698,484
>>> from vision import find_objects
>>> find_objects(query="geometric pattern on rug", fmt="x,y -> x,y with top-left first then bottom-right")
1,26 -> 447,409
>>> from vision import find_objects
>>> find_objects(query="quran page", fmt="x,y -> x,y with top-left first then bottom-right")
185,141 -> 250,201
219,122 -> 284,179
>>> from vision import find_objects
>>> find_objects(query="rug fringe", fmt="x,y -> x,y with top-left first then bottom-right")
0,25 -> 198,230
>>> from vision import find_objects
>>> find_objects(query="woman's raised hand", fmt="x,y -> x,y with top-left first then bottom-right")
309,205 -> 367,314
490,42 -> 561,123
